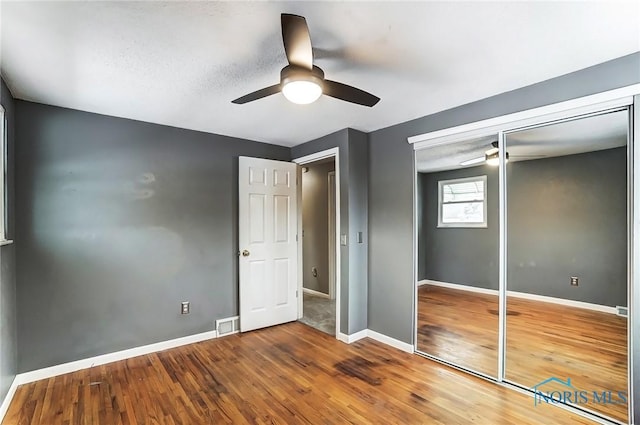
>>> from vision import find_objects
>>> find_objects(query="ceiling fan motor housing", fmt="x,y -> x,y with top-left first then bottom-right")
280,65 -> 325,88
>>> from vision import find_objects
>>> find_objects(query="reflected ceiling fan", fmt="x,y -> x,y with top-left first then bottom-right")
231,14 -> 380,107
460,141 -> 545,166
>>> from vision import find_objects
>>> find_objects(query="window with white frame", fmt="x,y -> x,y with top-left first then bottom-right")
438,176 -> 487,228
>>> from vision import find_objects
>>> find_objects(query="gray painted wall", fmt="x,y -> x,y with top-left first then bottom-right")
15,101 -> 290,372
0,79 -> 17,403
346,130 -> 368,333
368,52 -> 640,345
302,160 -> 335,294
291,128 -> 368,334
418,148 -> 627,307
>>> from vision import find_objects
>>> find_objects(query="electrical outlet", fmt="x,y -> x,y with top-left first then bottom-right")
570,277 -> 579,286
181,301 -> 190,314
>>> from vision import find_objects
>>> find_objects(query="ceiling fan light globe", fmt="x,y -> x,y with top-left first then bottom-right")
282,80 -> 322,104
485,151 -> 509,166
486,156 -> 500,166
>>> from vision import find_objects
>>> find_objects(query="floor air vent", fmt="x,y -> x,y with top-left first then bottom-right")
216,316 -> 239,337
616,306 -> 628,318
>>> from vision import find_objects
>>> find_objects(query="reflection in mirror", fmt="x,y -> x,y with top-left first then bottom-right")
504,110 -> 629,423
415,136 -> 499,377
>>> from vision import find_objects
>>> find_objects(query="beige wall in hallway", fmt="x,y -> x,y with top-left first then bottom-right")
302,160 -> 335,294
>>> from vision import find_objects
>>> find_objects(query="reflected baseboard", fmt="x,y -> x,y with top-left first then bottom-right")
418,279 -> 496,295
419,279 -> 620,315
302,288 -> 330,299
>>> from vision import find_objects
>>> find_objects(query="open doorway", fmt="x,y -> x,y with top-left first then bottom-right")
295,154 -> 338,336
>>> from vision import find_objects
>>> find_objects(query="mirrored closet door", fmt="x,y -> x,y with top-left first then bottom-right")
415,136 -> 500,378
414,102 -> 635,424
504,109 -> 630,424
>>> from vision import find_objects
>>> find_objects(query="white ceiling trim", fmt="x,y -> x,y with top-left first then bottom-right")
409,84 -> 640,152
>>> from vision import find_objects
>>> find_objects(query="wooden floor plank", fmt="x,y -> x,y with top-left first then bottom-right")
3,322 -> 598,425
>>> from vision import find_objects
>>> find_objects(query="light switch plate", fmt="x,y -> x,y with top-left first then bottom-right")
340,234 -> 347,246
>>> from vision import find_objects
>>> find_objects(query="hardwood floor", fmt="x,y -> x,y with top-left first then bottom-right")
3,322 -> 597,425
417,285 -> 628,423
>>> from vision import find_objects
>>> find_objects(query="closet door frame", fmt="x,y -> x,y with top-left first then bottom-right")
410,84 -> 640,425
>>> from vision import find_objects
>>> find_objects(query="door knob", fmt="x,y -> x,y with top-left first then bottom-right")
242,250 -> 250,257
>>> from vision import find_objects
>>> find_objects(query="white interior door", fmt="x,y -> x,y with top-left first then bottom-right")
239,156 -> 298,332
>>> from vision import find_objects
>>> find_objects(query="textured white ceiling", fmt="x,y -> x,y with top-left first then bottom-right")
1,2 -> 639,147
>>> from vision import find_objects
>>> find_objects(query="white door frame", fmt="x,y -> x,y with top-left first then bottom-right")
293,147 -> 340,337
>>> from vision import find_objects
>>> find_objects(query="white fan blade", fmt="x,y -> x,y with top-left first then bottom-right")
460,156 -> 485,166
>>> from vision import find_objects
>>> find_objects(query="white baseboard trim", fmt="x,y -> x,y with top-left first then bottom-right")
337,332 -> 349,343
17,329 -> 218,385
0,377 -> 19,424
420,279 -> 618,314
303,288 -> 330,299
366,330 -> 414,354
337,329 -> 367,344
338,329 -> 413,354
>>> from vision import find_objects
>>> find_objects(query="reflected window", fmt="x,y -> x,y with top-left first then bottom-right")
438,176 -> 487,227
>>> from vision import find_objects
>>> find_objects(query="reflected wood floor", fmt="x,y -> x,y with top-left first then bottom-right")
417,285 -> 628,423
3,322 -> 596,425
417,285 -> 499,377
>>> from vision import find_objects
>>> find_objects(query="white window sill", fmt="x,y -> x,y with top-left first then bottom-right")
437,224 -> 488,229
0,240 -> 13,246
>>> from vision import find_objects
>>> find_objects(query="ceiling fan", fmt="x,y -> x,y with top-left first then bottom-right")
231,14 -> 380,107
460,141 -> 546,166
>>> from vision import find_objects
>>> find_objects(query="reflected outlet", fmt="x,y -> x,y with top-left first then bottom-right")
181,301 -> 190,314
